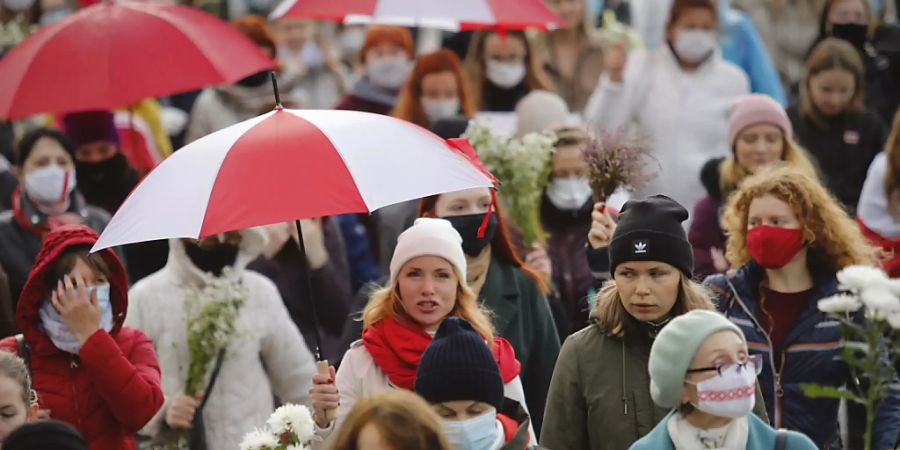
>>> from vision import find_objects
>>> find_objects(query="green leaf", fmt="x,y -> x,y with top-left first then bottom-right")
800,383 -> 864,404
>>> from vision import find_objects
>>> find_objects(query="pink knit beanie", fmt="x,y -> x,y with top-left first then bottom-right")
727,94 -> 793,149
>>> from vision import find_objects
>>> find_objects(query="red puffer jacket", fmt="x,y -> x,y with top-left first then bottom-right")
0,225 -> 163,450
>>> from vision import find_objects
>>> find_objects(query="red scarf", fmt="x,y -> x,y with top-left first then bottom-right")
362,316 -> 521,390
12,187 -> 71,237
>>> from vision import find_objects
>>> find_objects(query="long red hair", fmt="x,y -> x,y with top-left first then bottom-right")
417,194 -> 550,294
392,49 -> 475,128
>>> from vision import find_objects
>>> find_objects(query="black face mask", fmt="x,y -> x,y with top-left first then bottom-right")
236,70 -> 269,87
831,23 -> 868,49
75,152 -> 138,214
184,242 -> 239,276
440,213 -> 498,257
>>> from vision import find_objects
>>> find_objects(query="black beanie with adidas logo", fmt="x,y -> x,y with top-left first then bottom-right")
608,194 -> 694,278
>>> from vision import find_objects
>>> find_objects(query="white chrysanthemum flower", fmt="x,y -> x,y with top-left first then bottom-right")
239,428 -> 279,450
267,403 -> 314,439
860,288 -> 900,319
837,265 -> 890,292
818,294 -> 863,314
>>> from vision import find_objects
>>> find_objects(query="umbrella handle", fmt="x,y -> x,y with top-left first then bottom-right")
317,360 -> 337,422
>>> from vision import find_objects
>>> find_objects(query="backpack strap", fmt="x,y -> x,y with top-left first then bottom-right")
774,429 -> 788,450
15,334 -> 29,375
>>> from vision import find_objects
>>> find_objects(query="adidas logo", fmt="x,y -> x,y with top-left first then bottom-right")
633,240 -> 648,254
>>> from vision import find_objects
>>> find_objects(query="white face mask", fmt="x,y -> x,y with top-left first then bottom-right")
421,97 -> 460,123
546,177 -> 593,211
39,284 -> 114,354
24,165 -> 77,204
672,29 -> 718,64
441,412 -> 499,450
3,0 -> 34,12
485,60 -> 526,89
686,362 -> 757,419
367,56 -> 411,89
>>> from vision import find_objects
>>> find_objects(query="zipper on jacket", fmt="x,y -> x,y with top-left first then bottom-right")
774,351 -> 787,427
725,279 -> 783,428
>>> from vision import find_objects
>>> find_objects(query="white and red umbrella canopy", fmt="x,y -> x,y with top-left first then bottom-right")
270,0 -> 562,31
0,2 -> 275,120
92,108 -> 495,252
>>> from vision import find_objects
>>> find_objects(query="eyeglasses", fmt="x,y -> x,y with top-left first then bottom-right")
686,354 -> 763,377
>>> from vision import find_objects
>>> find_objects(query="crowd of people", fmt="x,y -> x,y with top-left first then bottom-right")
0,0 -> 899,448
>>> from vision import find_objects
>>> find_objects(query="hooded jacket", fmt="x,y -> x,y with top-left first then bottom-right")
126,228 -> 317,450
0,225 -> 164,450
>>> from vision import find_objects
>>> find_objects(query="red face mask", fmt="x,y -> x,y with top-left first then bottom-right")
746,225 -> 805,269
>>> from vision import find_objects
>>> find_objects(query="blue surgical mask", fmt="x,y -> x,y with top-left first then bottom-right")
441,411 -> 499,450
39,283 -> 114,354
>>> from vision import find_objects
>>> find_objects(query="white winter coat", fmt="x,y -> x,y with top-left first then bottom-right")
127,228 -> 317,450
585,46 -> 749,214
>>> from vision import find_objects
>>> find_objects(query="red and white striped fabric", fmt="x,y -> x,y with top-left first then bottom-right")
92,109 -> 494,252
270,0 -> 562,31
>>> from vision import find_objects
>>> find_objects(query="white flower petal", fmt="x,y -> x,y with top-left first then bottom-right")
860,288 -> 900,319
239,428 -> 279,450
818,294 -> 863,314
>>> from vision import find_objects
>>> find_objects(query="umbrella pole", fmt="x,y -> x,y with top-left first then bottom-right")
294,220 -> 336,421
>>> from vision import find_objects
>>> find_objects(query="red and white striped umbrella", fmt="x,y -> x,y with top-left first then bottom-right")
92,108 -> 494,252
270,0 -> 563,31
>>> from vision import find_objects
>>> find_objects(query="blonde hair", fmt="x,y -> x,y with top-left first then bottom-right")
722,166 -> 877,271
362,268 -> 496,346
593,273 -> 715,337
719,137 -> 820,199
326,390 -> 452,450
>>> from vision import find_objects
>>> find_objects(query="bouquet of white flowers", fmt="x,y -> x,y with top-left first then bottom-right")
803,265 -> 900,450
462,122 -> 556,246
184,268 -> 246,396
240,404 -> 316,450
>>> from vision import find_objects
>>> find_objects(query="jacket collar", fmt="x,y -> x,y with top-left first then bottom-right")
726,260 -> 840,340
479,255 -> 522,335
163,227 -> 268,288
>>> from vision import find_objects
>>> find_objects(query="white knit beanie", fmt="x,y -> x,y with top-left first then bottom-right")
389,218 -> 467,286
515,90 -> 571,137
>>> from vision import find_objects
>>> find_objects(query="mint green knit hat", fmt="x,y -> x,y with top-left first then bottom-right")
648,310 -> 745,409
